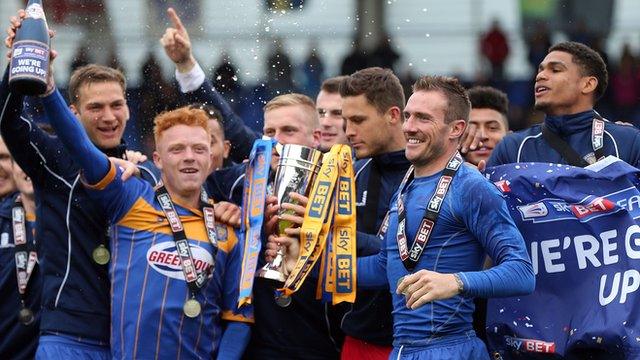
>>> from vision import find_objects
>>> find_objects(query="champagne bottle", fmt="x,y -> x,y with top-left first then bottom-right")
8,0 -> 50,96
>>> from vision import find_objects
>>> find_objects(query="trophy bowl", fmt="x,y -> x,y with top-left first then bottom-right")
257,144 -> 323,285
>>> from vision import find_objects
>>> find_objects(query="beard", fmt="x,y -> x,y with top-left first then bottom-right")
533,99 -> 551,112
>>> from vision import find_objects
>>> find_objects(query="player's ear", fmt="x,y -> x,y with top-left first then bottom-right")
449,119 -> 466,139
153,151 -> 162,170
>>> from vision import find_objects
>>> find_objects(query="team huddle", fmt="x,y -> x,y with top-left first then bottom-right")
2,4 -> 640,360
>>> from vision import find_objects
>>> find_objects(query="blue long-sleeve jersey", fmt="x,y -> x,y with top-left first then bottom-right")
0,192 -> 40,359
487,110 -> 640,168
0,67 -> 158,343
183,79 -> 260,162
40,88 -> 252,359
357,163 -> 535,347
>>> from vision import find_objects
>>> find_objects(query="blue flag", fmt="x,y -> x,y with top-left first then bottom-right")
485,157 -> 640,359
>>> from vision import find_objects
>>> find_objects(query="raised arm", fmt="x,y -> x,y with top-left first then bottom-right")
1,13 -> 70,184
160,7 -> 259,162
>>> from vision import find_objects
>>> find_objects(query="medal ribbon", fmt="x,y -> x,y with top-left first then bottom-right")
283,145 -> 357,304
13,195 -> 37,297
155,185 -> 217,295
396,151 -> 463,272
327,146 -> 356,304
591,117 -> 605,161
238,139 -> 273,306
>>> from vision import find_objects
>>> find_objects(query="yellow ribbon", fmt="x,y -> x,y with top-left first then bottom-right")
282,145 -> 356,304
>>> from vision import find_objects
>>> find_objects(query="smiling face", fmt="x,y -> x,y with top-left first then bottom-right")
465,108 -> 508,165
402,90 -> 466,175
70,81 -> 130,150
316,90 -> 347,151
153,125 -> 212,200
534,51 -> 596,115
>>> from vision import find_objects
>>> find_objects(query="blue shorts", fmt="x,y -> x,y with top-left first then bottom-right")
391,332 -> 490,360
36,335 -> 110,360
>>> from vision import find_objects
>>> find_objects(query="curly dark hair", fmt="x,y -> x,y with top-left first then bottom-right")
339,67 -> 405,114
549,41 -> 608,101
468,86 -> 509,116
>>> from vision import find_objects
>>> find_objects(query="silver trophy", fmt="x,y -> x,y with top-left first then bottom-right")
258,144 -> 322,293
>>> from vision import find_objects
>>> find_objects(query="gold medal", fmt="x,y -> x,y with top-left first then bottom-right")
18,307 -> 34,326
92,245 -> 110,265
183,299 -> 201,318
275,294 -> 292,308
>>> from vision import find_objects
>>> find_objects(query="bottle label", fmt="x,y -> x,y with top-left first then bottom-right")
9,40 -> 49,83
25,3 -> 46,21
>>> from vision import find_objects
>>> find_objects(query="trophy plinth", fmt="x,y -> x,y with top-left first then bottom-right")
257,252 -> 287,284
257,144 -> 322,294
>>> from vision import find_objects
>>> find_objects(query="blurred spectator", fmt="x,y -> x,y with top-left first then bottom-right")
70,44 -> 92,73
299,42 -> 325,96
212,53 -> 242,111
107,49 -> 125,75
398,67 -> 418,101
611,44 -> 639,123
266,38 -> 296,97
480,19 -> 510,82
137,53 -> 179,153
341,37 -> 368,75
568,19 -> 594,47
370,33 -> 401,72
526,21 -> 552,77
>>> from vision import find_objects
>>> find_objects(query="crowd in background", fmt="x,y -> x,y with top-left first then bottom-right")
26,18 -> 637,157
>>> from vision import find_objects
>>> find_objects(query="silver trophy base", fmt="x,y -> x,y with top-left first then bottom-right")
257,267 -> 286,284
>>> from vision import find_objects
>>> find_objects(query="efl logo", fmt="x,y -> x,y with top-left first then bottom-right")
494,180 -> 511,193
504,336 -> 555,353
517,202 -> 548,220
571,197 -> 615,219
446,156 -> 462,170
147,242 -> 213,280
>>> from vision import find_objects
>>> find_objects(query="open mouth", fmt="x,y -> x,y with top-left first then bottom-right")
406,137 -> 425,145
535,85 -> 550,97
470,146 -> 492,155
97,125 -> 119,137
180,168 -> 198,174
321,132 -> 337,139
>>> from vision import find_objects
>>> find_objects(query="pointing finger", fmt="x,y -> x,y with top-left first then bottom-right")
167,7 -> 184,31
